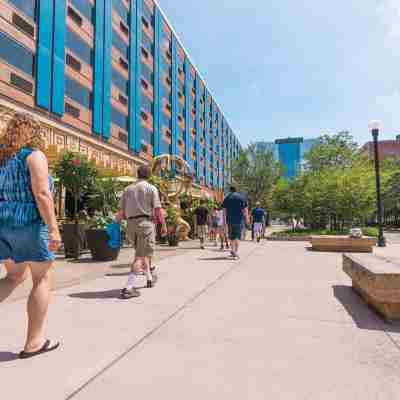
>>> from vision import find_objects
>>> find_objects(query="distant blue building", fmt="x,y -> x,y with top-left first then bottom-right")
256,137 -> 319,179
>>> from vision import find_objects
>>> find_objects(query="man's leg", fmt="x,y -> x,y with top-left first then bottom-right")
199,226 -> 205,249
25,261 -> 54,353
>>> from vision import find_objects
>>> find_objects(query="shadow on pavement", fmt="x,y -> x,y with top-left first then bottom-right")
333,285 -> 400,333
69,289 -> 121,299
105,272 -> 130,277
198,256 -> 229,261
0,352 -> 19,363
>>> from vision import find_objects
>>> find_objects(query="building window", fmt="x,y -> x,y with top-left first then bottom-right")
10,72 -> 33,94
112,106 -> 128,131
0,31 -> 34,76
12,13 -> 35,37
141,47 -> 149,59
141,96 -> 153,114
67,6 -> 83,27
142,33 -> 154,54
141,111 -> 148,121
142,62 -> 154,85
118,93 -> 128,106
113,0 -> 129,24
7,0 -> 36,20
65,75 -> 92,109
66,53 -> 82,72
142,16 -> 149,29
142,1 -> 153,21
112,68 -> 128,94
70,0 -> 94,23
112,29 -> 129,60
141,79 -> 149,90
66,28 -> 93,66
119,57 -> 129,71
120,21 -> 129,37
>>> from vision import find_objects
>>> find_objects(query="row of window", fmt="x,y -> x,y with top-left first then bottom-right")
0,31 -> 35,76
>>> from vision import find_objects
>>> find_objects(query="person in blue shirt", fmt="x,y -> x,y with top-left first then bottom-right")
251,202 -> 266,243
222,186 -> 250,260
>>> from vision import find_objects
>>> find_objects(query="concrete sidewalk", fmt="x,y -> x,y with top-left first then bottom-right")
2,241 -> 400,399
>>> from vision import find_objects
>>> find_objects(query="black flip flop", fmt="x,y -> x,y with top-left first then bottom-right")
19,339 -> 60,359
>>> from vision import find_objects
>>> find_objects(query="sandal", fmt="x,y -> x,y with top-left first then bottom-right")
19,339 -> 60,359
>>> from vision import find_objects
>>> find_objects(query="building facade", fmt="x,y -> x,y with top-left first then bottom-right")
256,137 -> 318,178
361,136 -> 400,161
0,0 -> 240,191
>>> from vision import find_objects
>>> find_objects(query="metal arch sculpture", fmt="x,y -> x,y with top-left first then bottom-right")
151,154 -> 193,241
151,154 -> 193,203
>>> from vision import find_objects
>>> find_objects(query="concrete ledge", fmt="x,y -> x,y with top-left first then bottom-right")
311,235 -> 376,253
343,253 -> 400,321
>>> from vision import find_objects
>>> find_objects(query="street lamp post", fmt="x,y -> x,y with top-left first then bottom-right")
369,120 -> 386,247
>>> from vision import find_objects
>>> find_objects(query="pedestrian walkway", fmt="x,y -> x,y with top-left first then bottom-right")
2,241 -> 400,399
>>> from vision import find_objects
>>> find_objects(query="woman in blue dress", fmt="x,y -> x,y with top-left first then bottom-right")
0,113 -> 61,359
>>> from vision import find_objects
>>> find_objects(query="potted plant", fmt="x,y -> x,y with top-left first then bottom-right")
85,215 -> 121,261
165,205 -> 180,246
54,151 -> 98,258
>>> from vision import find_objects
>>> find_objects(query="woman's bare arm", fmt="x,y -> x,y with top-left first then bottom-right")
27,151 -> 61,250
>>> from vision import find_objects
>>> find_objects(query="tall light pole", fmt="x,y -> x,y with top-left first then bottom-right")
369,120 -> 386,247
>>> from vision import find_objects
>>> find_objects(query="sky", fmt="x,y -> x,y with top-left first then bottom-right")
158,0 -> 400,147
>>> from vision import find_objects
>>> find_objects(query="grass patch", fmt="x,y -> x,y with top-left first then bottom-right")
271,227 -> 379,238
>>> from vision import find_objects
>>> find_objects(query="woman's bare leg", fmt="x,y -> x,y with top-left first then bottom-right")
24,261 -> 53,352
0,260 -> 28,303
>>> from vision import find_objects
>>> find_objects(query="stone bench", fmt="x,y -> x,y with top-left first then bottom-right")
343,253 -> 400,321
311,235 -> 376,253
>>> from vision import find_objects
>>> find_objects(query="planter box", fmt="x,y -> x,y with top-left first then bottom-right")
86,229 -> 120,261
62,223 -> 86,259
311,235 -> 376,253
343,253 -> 400,321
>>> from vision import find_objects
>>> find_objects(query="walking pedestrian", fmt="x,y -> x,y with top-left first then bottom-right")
251,202 -> 266,243
0,113 -> 61,359
210,207 -> 219,246
195,199 -> 209,250
116,165 -> 167,299
222,186 -> 250,260
215,205 -> 228,250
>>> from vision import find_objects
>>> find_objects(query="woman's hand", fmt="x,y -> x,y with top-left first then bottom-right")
48,229 -> 62,252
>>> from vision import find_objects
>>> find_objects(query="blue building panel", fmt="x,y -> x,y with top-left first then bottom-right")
184,57 -> 191,164
204,90 -> 210,186
153,8 -> 162,156
129,0 -> 142,152
51,0 -> 66,116
102,0 -> 113,140
93,0 -> 105,135
171,36 -> 178,157
195,77 -> 201,180
36,0 -> 54,110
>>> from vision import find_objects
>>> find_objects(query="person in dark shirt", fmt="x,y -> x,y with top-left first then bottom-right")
222,186 -> 250,260
195,200 -> 209,249
251,202 -> 266,242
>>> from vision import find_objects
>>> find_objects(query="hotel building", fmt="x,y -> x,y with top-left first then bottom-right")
0,0 -> 241,192
256,137 -> 318,179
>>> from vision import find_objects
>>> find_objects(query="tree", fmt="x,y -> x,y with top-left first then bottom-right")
304,131 -> 358,172
231,144 -> 280,207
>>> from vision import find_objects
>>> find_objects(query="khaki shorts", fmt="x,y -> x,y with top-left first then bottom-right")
127,218 -> 156,257
197,225 -> 207,240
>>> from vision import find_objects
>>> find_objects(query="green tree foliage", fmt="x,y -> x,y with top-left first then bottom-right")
231,144 -> 280,207
88,178 -> 126,216
304,131 -> 358,171
273,132 -> 376,230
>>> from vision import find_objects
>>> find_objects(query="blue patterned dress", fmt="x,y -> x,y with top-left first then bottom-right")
0,148 -> 55,263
